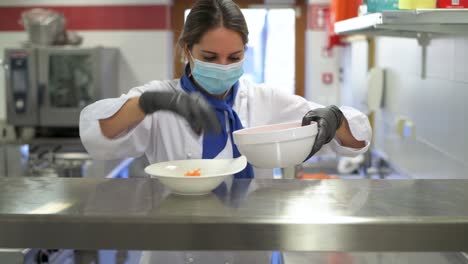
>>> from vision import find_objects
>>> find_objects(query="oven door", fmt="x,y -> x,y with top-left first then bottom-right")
37,47 -> 100,127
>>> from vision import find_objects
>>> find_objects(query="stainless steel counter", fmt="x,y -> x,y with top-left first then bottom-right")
0,177 -> 468,251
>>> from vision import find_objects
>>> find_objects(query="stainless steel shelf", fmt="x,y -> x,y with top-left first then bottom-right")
335,9 -> 468,37
1,177 -> 468,251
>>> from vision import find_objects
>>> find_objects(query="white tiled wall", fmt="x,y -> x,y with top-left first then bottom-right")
371,36 -> 468,179
78,31 -> 174,94
454,38 -> 468,83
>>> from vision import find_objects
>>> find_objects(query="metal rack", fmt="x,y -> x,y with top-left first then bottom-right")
335,9 -> 468,36
334,9 -> 468,78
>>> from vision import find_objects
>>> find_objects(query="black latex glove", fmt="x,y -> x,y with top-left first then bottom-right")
302,105 -> 344,160
139,90 -> 221,135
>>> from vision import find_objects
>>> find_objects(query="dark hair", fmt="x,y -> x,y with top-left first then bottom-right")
178,0 -> 249,52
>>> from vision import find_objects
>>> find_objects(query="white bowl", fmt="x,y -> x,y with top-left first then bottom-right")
233,121 -> 317,168
144,156 -> 247,195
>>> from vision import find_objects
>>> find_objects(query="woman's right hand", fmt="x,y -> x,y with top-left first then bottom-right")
139,90 -> 221,135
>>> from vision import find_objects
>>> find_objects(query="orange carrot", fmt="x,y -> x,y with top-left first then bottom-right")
184,168 -> 201,176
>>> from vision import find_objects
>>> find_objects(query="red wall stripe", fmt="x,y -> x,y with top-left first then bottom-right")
0,5 -> 170,31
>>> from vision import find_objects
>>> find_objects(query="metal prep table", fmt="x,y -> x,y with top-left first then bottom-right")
0,177 -> 467,253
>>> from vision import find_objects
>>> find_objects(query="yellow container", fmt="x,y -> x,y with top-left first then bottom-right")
399,0 -> 437,9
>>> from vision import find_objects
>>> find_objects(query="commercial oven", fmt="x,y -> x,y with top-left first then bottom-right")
4,46 -> 119,128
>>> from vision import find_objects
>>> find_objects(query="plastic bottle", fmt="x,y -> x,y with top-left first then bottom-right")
368,0 -> 399,12
399,0 -> 437,9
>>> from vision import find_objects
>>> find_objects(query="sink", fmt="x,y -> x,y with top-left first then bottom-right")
281,153 -> 408,180
280,156 -> 357,179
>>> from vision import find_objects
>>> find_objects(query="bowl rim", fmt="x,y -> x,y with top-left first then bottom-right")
144,156 -> 247,179
233,121 -> 317,145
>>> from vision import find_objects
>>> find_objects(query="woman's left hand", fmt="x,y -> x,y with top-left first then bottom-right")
302,105 -> 344,159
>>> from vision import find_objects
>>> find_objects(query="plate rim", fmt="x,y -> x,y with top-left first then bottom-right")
144,156 -> 247,178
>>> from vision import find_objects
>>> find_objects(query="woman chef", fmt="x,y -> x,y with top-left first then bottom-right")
79,0 -> 371,263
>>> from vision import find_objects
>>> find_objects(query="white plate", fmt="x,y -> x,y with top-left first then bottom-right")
144,156 -> 247,195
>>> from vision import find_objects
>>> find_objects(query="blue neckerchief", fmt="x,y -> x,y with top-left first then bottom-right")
180,65 -> 254,179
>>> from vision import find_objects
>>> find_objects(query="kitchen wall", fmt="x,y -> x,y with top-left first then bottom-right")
1,0 -> 337,121
305,0 -> 342,106
343,36 -> 468,179
0,0 -> 174,122
340,39 -> 368,113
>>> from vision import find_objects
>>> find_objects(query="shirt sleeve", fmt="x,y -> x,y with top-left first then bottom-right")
79,81 -> 163,160
326,106 -> 371,157
264,86 -> 372,157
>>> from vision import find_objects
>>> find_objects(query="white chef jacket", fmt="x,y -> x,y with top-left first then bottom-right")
79,78 -> 371,264
80,78 -> 371,175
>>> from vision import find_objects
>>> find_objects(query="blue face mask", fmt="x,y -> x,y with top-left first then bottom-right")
190,55 -> 244,95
